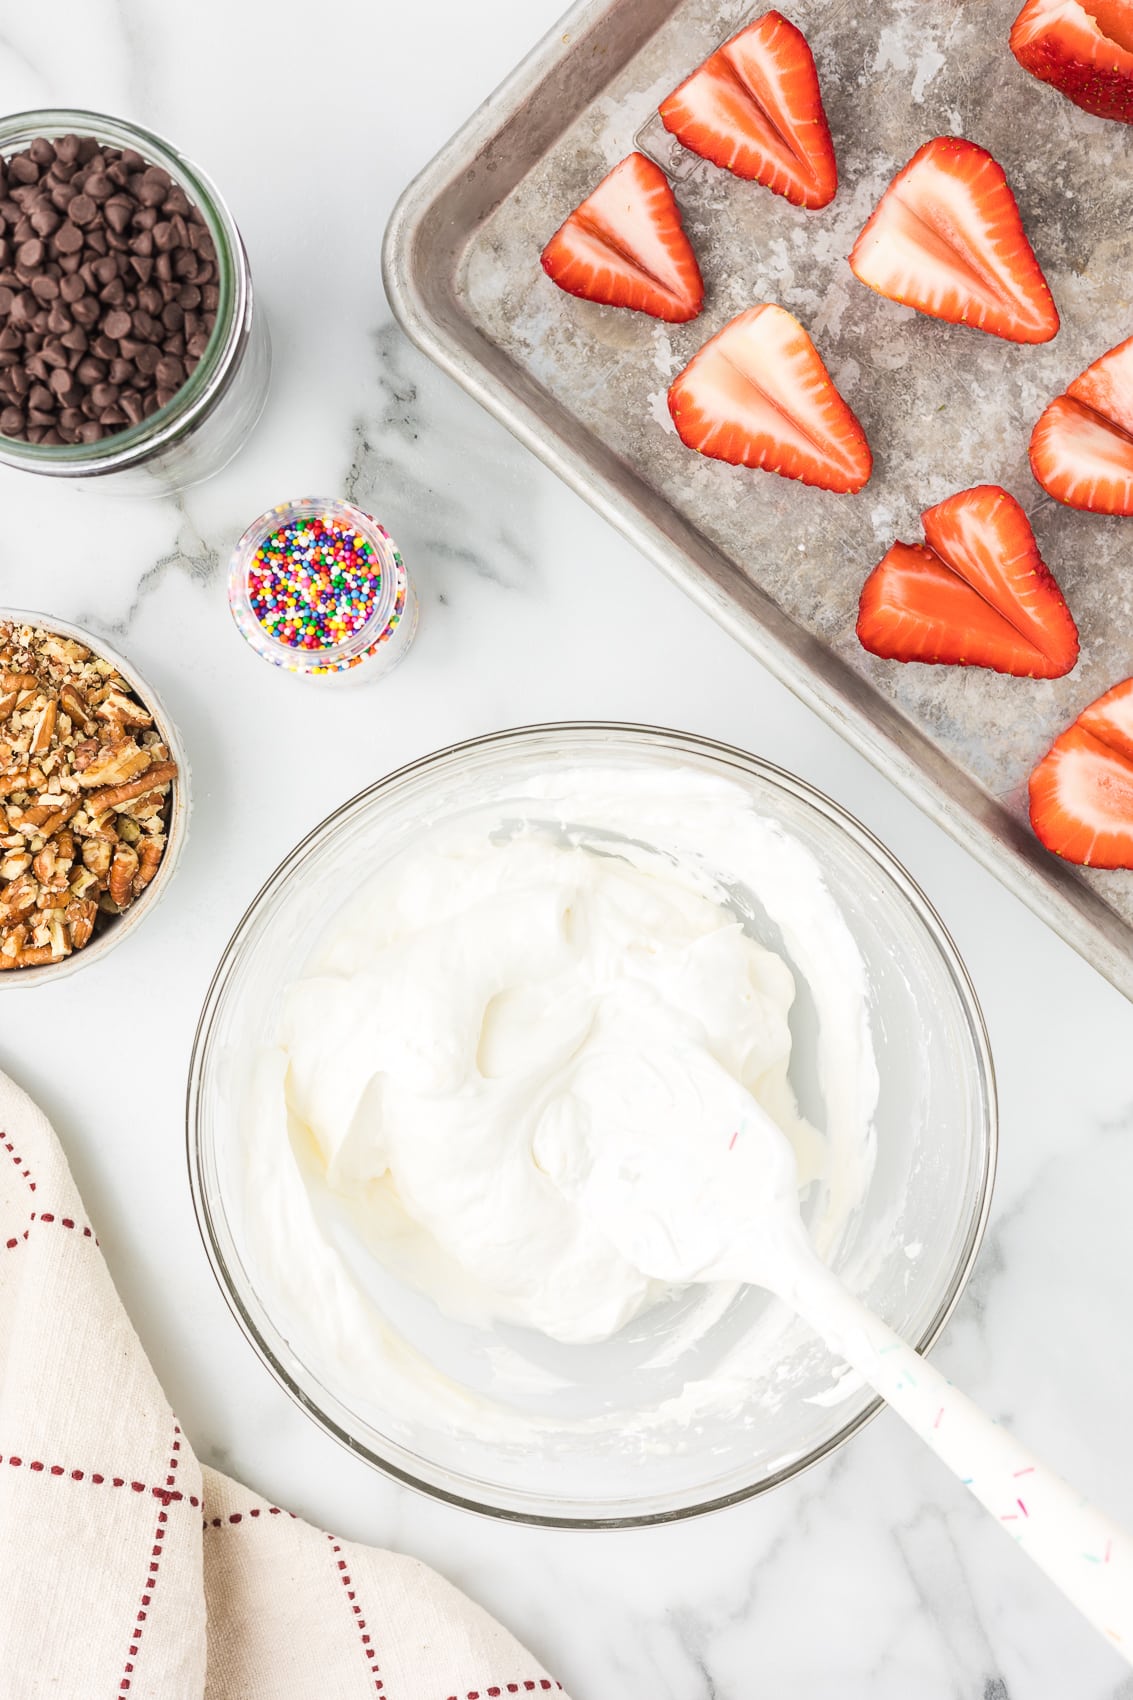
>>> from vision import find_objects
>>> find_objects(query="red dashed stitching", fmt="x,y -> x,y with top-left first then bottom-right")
3,1210 -> 97,1249
201,1505 -> 292,1529
0,1453 -> 198,1507
448,1685 -> 559,1699
328,1535 -> 383,1693
119,1426 -> 182,1693
2,1135 -> 36,1192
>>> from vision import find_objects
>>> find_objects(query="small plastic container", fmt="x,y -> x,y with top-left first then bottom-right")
227,497 -> 418,684
0,108 -> 270,494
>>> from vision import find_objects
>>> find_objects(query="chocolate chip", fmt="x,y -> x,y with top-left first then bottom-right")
137,166 -> 172,206
0,405 -> 25,434
155,355 -> 184,389
30,203 -> 60,237
0,132 -> 219,444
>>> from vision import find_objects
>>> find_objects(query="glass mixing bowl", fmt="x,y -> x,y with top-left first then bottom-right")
187,724 -> 996,1526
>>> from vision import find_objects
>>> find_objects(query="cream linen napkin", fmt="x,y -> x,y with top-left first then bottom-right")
0,1067 -> 568,1700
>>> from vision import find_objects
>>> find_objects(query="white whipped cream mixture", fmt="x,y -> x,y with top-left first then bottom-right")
243,765 -> 879,1433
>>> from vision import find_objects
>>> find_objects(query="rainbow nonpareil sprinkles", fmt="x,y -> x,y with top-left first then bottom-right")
248,515 -> 383,654
229,498 -> 417,680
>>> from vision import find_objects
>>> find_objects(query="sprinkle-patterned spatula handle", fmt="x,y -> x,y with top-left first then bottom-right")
789,1255 -> 1133,1662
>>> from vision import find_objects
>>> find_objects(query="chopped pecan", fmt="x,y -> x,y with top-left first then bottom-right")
85,760 -> 177,814
0,943 -> 55,969
108,843 -> 139,908
0,620 -> 176,969
0,872 -> 39,924
78,739 -> 153,790
82,839 -> 113,879
65,897 -> 98,950
134,837 -> 164,895
29,698 -> 57,756
96,688 -> 153,730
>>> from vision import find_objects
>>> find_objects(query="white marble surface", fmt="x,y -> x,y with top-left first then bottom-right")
2,2 -> 1133,1695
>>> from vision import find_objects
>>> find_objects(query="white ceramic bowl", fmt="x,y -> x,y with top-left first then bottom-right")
188,724 -> 995,1526
0,608 -> 189,987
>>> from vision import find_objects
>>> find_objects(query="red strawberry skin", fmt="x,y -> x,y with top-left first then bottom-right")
1030,335 -> 1133,513
856,542 -> 1071,675
857,486 -> 1078,678
1011,0 -> 1133,124
1029,679 -> 1133,867
541,152 -> 704,323
849,137 -> 1059,344
920,485 -> 1079,676
660,11 -> 837,209
667,304 -> 871,493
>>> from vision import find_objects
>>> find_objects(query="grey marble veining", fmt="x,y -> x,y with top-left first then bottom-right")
1,2 -> 1132,1696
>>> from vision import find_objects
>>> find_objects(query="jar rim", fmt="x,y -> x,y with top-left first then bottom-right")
0,107 -> 245,474
228,497 -> 404,673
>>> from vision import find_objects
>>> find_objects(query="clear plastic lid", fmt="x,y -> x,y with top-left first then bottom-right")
228,497 -> 416,682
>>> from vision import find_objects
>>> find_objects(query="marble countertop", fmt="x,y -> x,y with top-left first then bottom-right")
2,2 -> 1132,1694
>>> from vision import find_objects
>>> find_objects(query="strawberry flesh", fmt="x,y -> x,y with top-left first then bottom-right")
857,484 -> 1079,677
1011,0 -> 1133,123
541,152 -> 704,323
1030,335 -> 1133,513
667,303 -> 871,492
849,137 -> 1059,344
659,11 -> 837,209
1030,678 -> 1133,866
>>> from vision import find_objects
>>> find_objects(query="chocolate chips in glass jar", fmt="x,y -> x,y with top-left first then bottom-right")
0,134 -> 219,446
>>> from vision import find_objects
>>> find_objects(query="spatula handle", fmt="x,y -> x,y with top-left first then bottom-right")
789,1255 -> 1133,1663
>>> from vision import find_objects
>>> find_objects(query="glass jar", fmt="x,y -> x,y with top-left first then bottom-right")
228,497 -> 419,684
0,108 -> 270,493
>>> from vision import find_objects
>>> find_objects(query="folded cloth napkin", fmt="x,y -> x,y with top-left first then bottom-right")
0,1068 -> 568,1700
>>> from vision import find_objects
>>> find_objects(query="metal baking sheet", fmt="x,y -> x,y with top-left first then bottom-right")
383,0 -> 1133,1000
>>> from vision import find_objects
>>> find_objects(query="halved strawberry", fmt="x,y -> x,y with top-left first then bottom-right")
659,11 -> 837,209
848,137 -> 1059,344
1011,0 -> 1133,124
857,485 -> 1079,677
1030,335 -> 1133,512
667,304 -> 871,492
541,152 -> 704,323
1029,678 -> 1133,866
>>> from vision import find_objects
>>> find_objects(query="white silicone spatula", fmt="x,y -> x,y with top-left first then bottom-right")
566,1098 -> 1133,1662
